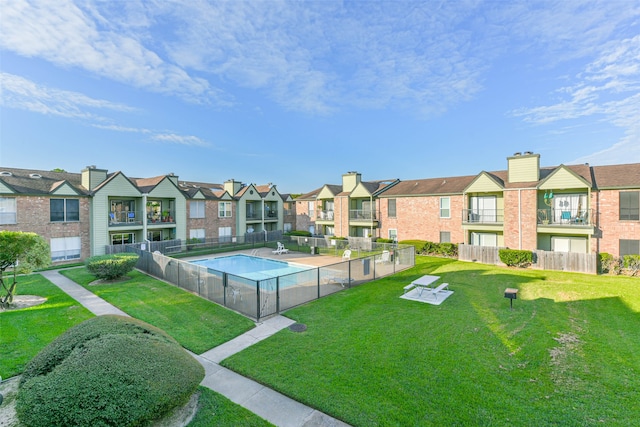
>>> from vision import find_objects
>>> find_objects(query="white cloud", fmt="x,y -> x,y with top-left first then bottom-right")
152,133 -> 210,147
0,72 -> 134,119
0,0 -> 220,104
0,73 -> 210,148
512,33 -> 640,165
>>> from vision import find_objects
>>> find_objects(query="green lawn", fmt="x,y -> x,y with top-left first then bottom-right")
0,274 -> 93,378
222,256 -> 640,426
59,268 -> 255,354
187,387 -> 274,427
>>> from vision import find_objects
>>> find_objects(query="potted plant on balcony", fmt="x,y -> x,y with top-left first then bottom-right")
539,209 -> 549,225
162,210 -> 169,222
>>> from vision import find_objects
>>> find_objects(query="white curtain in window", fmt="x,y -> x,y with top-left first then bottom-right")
553,194 -> 587,222
50,236 -> 81,261
471,196 -> 496,222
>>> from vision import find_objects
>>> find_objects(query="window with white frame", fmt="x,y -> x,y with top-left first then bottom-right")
440,197 -> 450,218
389,229 -> 398,241
0,197 -> 17,224
470,196 -> 497,222
50,198 -> 80,222
219,226 -> 232,242
189,228 -> 205,242
552,236 -> 587,253
308,201 -> 315,219
190,200 -> 205,218
470,232 -> 497,247
218,202 -> 232,218
50,236 -> 81,261
440,231 -> 451,243
284,222 -> 292,232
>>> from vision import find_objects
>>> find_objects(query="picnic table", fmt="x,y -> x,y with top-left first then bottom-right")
405,274 -> 440,297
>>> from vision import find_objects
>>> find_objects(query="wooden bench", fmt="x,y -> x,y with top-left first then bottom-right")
431,282 -> 449,300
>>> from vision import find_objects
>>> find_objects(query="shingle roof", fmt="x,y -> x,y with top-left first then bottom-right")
380,175 -> 477,196
296,187 -> 323,200
592,163 -> 640,189
0,167 -> 89,195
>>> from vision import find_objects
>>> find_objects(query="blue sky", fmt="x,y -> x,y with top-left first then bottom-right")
1,1 -> 639,193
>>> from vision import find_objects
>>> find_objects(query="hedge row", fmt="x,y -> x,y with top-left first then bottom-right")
399,240 -> 458,258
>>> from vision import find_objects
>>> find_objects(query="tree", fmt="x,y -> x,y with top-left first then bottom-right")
0,231 -> 50,308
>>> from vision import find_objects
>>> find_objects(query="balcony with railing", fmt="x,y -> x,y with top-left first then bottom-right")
537,208 -> 592,227
109,210 -> 143,226
317,210 -> 335,221
462,209 -> 504,225
146,209 -> 175,225
349,209 -> 377,222
264,208 -> 278,221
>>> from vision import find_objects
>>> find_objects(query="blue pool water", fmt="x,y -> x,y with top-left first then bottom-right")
191,254 -> 312,281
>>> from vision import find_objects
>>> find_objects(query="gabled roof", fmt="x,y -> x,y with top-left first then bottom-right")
255,184 -> 280,197
133,175 -> 168,193
295,187 -> 323,201
0,167 -> 89,195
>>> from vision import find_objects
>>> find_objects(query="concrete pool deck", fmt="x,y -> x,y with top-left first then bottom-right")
40,269 -> 350,427
181,246 -> 346,268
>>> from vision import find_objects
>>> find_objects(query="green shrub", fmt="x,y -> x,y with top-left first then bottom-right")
376,238 -> 394,243
285,230 -> 312,237
17,315 -> 204,427
436,243 -> 458,257
499,249 -> 533,268
422,241 -> 439,255
85,253 -> 139,280
623,255 -> 640,276
599,252 -> 615,274
399,240 -> 427,254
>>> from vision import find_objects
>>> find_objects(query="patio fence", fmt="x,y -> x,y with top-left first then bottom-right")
458,244 -> 597,274
116,239 -> 415,321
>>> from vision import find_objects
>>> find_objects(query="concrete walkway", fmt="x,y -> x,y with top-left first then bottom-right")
41,270 -> 350,427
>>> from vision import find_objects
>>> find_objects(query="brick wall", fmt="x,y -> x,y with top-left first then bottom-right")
379,195 -> 464,243
186,200 -> 235,239
594,189 -> 640,256
5,196 -> 91,262
503,189 -> 538,250
295,199 -> 313,233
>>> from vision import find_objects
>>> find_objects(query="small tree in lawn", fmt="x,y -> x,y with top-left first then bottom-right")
0,231 -> 50,308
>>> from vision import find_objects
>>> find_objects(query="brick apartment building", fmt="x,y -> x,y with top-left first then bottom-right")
296,153 -> 640,257
0,166 -> 292,263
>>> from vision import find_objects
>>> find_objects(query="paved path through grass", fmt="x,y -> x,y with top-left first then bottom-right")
42,270 -> 350,427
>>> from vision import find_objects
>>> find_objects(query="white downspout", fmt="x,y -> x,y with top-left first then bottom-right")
142,193 -> 148,246
261,199 -> 265,234
518,189 -> 522,250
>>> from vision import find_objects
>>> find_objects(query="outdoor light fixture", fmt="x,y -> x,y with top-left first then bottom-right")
543,190 -> 554,206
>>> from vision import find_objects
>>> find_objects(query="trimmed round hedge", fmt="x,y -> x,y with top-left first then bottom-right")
17,315 -> 204,427
85,253 -> 139,280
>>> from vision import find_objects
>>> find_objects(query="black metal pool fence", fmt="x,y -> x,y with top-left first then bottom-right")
121,240 -> 415,321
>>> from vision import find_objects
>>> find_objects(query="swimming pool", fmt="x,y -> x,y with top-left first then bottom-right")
191,254 -> 313,281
